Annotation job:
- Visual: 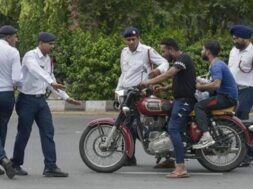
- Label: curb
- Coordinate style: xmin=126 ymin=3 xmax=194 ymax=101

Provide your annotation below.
xmin=47 ymin=99 xmax=253 ymax=114
xmin=47 ymin=99 xmax=116 ymax=112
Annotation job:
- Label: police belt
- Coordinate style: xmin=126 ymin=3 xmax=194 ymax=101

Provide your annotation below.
xmin=20 ymin=93 xmax=45 ymax=98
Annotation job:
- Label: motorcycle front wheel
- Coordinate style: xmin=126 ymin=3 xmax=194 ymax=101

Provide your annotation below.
xmin=196 ymin=120 xmax=247 ymax=172
xmin=79 ymin=124 xmax=127 ymax=173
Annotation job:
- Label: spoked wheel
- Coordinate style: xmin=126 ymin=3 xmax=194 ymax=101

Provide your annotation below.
xmin=79 ymin=124 xmax=127 ymax=173
xmin=196 ymin=120 xmax=247 ymax=172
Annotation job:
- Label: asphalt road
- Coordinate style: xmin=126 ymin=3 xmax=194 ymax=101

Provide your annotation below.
xmin=1 ymin=112 xmax=253 ymax=189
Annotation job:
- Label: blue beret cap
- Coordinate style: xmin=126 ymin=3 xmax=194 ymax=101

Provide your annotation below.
xmin=122 ymin=26 xmax=140 ymax=38
xmin=0 ymin=25 xmax=17 ymax=35
xmin=38 ymin=32 xmax=56 ymax=42
xmin=230 ymin=25 xmax=253 ymax=39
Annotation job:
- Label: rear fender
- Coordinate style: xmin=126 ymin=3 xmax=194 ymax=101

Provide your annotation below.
xmin=215 ymin=116 xmax=253 ymax=145
xmin=87 ymin=118 xmax=134 ymax=157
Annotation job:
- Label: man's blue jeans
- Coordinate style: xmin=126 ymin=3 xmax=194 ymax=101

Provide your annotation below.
xmin=166 ymin=99 xmax=194 ymax=164
xmin=0 ymin=91 xmax=15 ymax=160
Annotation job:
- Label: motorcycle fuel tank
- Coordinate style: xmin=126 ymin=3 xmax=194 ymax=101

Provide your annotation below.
xmin=137 ymin=96 xmax=172 ymax=116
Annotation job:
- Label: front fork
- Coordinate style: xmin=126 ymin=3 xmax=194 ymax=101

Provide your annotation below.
xmin=100 ymin=124 xmax=134 ymax=158
xmin=100 ymin=125 xmax=118 ymax=149
xmin=100 ymin=112 xmax=125 ymax=149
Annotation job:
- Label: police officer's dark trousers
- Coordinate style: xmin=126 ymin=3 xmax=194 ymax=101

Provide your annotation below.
xmin=0 ymin=91 xmax=15 ymax=160
xmin=12 ymin=93 xmax=57 ymax=169
xmin=236 ymin=87 xmax=253 ymax=120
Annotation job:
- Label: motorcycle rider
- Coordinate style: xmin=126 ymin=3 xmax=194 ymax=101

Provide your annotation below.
xmin=115 ymin=26 xmax=169 ymax=165
xmin=192 ymin=40 xmax=238 ymax=149
xmin=140 ymin=38 xmax=196 ymax=178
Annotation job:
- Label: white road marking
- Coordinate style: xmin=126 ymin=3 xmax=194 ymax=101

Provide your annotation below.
xmin=118 ymin=171 xmax=223 ymax=176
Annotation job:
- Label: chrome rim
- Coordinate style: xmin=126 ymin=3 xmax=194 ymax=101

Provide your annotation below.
xmin=83 ymin=125 xmax=126 ymax=168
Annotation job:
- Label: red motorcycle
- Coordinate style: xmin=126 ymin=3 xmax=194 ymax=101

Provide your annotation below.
xmin=79 ymin=87 xmax=253 ymax=173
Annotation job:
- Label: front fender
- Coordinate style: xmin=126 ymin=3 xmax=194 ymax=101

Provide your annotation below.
xmin=87 ymin=118 xmax=134 ymax=157
xmin=215 ymin=116 xmax=252 ymax=145
xmin=87 ymin=117 xmax=115 ymax=127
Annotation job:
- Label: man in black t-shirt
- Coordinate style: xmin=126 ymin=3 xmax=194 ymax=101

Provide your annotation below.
xmin=140 ymin=38 xmax=196 ymax=178
xmin=171 ymin=53 xmax=196 ymax=100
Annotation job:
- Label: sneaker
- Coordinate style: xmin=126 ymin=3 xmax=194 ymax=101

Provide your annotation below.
xmin=123 ymin=156 xmax=137 ymax=166
xmin=1 ymin=158 xmax=15 ymax=179
xmin=13 ymin=165 xmax=28 ymax=176
xmin=43 ymin=167 xmax=69 ymax=177
xmin=192 ymin=135 xmax=215 ymax=149
xmin=0 ymin=167 xmax=4 ymax=175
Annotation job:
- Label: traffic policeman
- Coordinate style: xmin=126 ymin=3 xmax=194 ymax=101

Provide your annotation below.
xmin=116 ymin=26 xmax=169 ymax=166
xmin=228 ymin=24 xmax=253 ymax=166
xmin=11 ymin=32 xmax=80 ymax=177
xmin=0 ymin=25 xmax=21 ymax=179
xmin=228 ymin=24 xmax=253 ymax=120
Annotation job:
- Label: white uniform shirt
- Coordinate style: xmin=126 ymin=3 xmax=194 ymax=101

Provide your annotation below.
xmin=228 ymin=43 xmax=253 ymax=87
xmin=0 ymin=39 xmax=21 ymax=91
xmin=19 ymin=47 xmax=69 ymax=100
xmin=116 ymin=42 xmax=169 ymax=90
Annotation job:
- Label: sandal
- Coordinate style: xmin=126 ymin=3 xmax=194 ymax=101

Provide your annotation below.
xmin=166 ymin=171 xmax=189 ymax=178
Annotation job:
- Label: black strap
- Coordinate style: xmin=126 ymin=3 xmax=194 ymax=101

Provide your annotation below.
xmin=148 ymin=48 xmax=153 ymax=70
xmin=238 ymin=59 xmax=253 ymax=73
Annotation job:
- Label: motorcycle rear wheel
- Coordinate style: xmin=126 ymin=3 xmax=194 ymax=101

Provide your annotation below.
xmin=79 ymin=124 xmax=127 ymax=173
xmin=196 ymin=120 xmax=247 ymax=172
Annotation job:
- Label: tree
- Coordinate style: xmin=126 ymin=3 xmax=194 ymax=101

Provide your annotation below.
xmin=1 ymin=0 xmax=253 ymax=99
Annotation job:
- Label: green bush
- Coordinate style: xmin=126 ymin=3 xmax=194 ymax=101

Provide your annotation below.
xmin=53 ymin=30 xmax=123 ymax=100
xmin=1 ymin=0 xmax=243 ymax=100
xmin=51 ymin=29 xmax=235 ymax=100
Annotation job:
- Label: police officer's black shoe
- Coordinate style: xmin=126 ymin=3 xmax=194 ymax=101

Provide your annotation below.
xmin=239 ymin=161 xmax=250 ymax=167
xmin=43 ymin=167 xmax=69 ymax=177
xmin=124 ymin=156 xmax=137 ymax=166
xmin=13 ymin=165 xmax=28 ymax=176
xmin=1 ymin=158 xmax=15 ymax=179
xmin=239 ymin=155 xmax=252 ymax=167
xmin=0 ymin=167 xmax=4 ymax=175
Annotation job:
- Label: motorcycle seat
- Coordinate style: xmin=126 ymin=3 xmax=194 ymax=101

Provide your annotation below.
xmin=189 ymin=106 xmax=235 ymax=117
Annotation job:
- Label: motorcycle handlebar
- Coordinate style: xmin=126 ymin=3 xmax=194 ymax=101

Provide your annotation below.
xmin=128 ymin=85 xmax=154 ymax=96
